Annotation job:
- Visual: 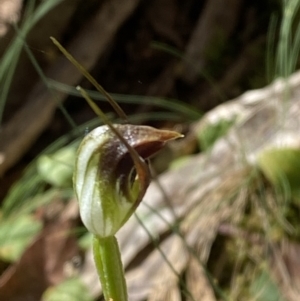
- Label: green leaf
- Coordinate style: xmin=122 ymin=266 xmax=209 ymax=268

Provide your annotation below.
xmin=257 ymin=148 xmax=300 ymax=198
xmin=42 ymin=277 xmax=93 ymax=301
xmin=0 ymin=215 xmax=42 ymax=262
xmin=16 ymin=189 xmax=70 ymax=216
xmin=37 ymin=146 xmax=76 ymax=187
xmin=250 ymin=271 xmax=285 ymax=301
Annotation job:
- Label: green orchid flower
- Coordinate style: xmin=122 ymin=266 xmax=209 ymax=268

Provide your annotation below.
xmin=74 ymin=124 xmax=182 ymax=238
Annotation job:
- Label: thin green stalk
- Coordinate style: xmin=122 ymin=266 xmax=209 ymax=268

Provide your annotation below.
xmin=93 ymin=235 xmax=128 ymax=301
xmin=48 ymin=79 xmax=202 ymax=120
xmin=50 ymin=37 xmax=128 ymax=122
xmin=266 ymin=14 xmax=278 ymax=82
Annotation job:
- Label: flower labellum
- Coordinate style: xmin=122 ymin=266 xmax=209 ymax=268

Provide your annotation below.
xmin=74 ymin=124 xmax=182 ymax=237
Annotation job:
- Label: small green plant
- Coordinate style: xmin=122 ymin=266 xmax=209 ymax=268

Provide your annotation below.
xmin=74 ymin=124 xmax=180 ymax=301
xmin=51 ymin=38 xmax=182 ymax=301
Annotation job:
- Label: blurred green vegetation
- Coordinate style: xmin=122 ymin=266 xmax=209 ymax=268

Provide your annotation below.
xmin=0 ymin=0 xmax=300 ymax=300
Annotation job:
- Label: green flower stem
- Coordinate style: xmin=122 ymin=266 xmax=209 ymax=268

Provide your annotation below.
xmin=93 ymin=235 xmax=128 ymax=301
